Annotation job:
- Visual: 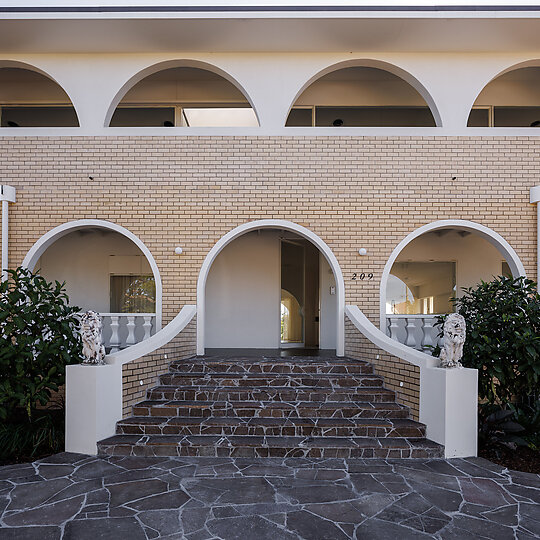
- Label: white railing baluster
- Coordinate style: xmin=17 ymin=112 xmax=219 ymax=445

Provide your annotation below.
xmin=142 ymin=315 xmax=153 ymax=340
xmin=97 ymin=312 xmax=156 ymax=350
xmin=126 ymin=316 xmax=136 ymax=346
xmin=386 ymin=314 xmax=445 ymax=352
xmin=109 ymin=315 xmax=121 ymax=353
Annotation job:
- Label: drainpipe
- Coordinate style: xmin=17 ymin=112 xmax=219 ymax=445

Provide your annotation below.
xmin=531 ymin=186 xmax=540 ymax=287
xmin=0 ymin=185 xmax=16 ymax=282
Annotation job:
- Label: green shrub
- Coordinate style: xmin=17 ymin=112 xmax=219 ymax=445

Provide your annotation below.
xmin=0 ymin=267 xmax=82 ymax=421
xmin=455 ymin=275 xmax=540 ymax=407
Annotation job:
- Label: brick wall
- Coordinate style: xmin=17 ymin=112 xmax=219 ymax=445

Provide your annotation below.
xmin=345 ymin=317 xmax=421 ymax=420
xmin=1 ymin=135 xmax=537 ymax=405
xmin=121 ymin=318 xmax=196 ymax=417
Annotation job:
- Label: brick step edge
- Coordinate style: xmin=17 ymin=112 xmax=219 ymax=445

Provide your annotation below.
xmin=116 ymin=419 xmax=426 ymax=438
xmin=97 ymin=434 xmax=443 ymax=459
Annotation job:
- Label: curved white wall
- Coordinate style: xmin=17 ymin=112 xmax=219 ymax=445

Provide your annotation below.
xmin=1 ymin=52 xmax=539 ymax=135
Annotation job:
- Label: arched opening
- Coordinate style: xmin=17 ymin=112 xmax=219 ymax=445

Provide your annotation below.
xmin=109 ymin=63 xmax=258 ymax=127
xmin=197 ymin=220 xmax=345 ymax=356
xmin=22 ymin=220 xmax=162 ymax=352
xmin=286 ymin=63 xmax=438 ymax=127
xmin=0 ymin=64 xmax=79 ymax=127
xmin=380 ymin=220 xmax=526 ymax=351
xmin=468 ymin=65 xmax=540 ymax=127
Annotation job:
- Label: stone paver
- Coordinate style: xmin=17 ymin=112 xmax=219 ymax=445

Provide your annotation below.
xmin=0 ymin=453 xmax=538 ymax=539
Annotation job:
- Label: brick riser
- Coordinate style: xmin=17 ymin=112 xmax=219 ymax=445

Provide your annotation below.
xmin=98 ymin=355 xmax=443 ymax=459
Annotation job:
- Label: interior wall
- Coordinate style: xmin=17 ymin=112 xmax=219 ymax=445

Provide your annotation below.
xmin=36 ymin=230 xmax=151 ymax=312
xmin=394 ymin=230 xmax=509 ymax=299
xmin=120 ymin=68 xmax=248 ymax=104
xmin=295 ymin=68 xmax=428 ymax=107
xmin=319 ymin=253 xmax=337 ymax=349
xmin=205 ymin=230 xmax=281 ymax=348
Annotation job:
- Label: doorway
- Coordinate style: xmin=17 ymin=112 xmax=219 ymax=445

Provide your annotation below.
xmin=200 ymin=221 xmax=343 ymax=354
xmin=280 ymin=238 xmax=320 ymax=348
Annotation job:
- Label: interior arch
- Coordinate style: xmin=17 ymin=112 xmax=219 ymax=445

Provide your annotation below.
xmin=22 ymin=219 xmax=163 ymax=332
xmin=286 ymin=60 xmax=441 ymax=127
xmin=467 ymin=61 xmax=540 ymax=127
xmin=106 ymin=59 xmax=259 ymax=128
xmin=379 ymin=219 xmax=526 ymax=331
xmin=0 ymin=61 xmax=79 ymax=127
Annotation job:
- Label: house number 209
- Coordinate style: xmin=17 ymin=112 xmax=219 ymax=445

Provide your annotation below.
xmin=352 ymin=273 xmax=374 ymax=281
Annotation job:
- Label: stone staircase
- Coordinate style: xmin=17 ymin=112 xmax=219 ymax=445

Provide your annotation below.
xmin=98 ymin=354 xmax=443 ymax=458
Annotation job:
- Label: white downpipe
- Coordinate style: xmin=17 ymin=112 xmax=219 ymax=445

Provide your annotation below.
xmin=531 ymin=186 xmax=540 ymax=286
xmin=0 ymin=186 xmax=16 ymax=282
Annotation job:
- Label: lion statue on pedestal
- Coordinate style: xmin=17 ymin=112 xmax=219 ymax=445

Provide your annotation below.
xmin=439 ymin=313 xmax=466 ymax=369
xmin=80 ymin=310 xmax=106 ymax=365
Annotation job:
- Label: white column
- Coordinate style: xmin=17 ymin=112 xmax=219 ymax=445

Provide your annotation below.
xmin=531 ymin=186 xmax=540 ymax=287
xmin=0 ymin=185 xmax=16 ymax=282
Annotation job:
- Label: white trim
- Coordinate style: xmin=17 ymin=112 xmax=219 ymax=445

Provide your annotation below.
xmin=106 ymin=304 xmax=196 ymax=365
xmin=379 ymin=219 xmax=527 ymax=330
xmin=196 ymin=219 xmax=345 ymax=356
xmin=21 ymin=219 xmax=163 ymax=331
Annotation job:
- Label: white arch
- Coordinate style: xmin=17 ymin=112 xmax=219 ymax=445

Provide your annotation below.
xmin=466 ymin=59 xmax=540 ymax=120
xmin=196 ymin=219 xmax=345 ymax=356
xmin=285 ymin=58 xmax=442 ymax=127
xmin=0 ymin=60 xmax=81 ymax=127
xmin=379 ymin=219 xmax=527 ymax=329
xmin=22 ymin=219 xmax=162 ymax=330
xmin=104 ymin=59 xmax=260 ymax=127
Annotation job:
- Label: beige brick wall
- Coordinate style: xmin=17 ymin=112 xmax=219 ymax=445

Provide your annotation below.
xmin=121 ymin=318 xmax=196 ymax=417
xmin=345 ymin=317 xmax=420 ymax=420
xmin=1 ymin=136 xmax=537 ymax=408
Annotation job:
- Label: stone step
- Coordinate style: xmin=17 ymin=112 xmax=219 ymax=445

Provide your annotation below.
xmin=146 ymin=385 xmax=396 ymax=403
xmin=116 ymin=416 xmax=426 ymax=438
xmin=98 ymin=434 xmax=444 ymax=459
xmin=132 ymin=399 xmax=410 ymax=419
xmin=158 ymin=372 xmax=384 ymax=388
xmin=169 ymin=357 xmax=373 ymax=375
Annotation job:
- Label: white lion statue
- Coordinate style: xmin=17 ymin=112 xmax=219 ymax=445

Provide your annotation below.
xmin=80 ymin=310 xmax=106 ymax=365
xmin=439 ymin=313 xmax=466 ymax=369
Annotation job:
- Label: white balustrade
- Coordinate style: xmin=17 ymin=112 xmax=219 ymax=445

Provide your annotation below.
xmin=385 ymin=314 xmax=445 ymax=352
xmin=100 ymin=313 xmax=156 ymax=352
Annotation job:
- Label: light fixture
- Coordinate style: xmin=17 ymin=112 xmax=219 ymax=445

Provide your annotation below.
xmin=174 ymin=247 xmax=183 ymax=255
xmin=358 ymin=248 xmax=367 ymax=256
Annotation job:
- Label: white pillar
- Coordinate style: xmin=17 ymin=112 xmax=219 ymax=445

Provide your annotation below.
xmin=531 ymin=186 xmax=540 ymax=287
xmin=0 ymin=185 xmax=16 ymax=282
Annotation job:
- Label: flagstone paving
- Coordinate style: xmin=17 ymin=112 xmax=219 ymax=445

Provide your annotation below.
xmin=0 ymin=453 xmax=538 ymax=539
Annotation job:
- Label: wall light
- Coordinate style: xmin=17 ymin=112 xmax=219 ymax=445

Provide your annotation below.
xmin=174 ymin=247 xmax=183 ymax=255
xmin=358 ymin=248 xmax=367 ymax=256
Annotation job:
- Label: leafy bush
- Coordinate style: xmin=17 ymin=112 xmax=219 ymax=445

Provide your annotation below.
xmin=455 ymin=276 xmax=540 ymax=408
xmin=0 ymin=408 xmax=64 ymax=463
xmin=0 ymin=267 xmax=82 ymax=421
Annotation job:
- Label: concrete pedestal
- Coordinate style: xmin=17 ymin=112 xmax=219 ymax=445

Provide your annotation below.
xmin=66 ymin=363 xmax=123 ymax=455
xmin=420 ymin=366 xmax=478 ymax=458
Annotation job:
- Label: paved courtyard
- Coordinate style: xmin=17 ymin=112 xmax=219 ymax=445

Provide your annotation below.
xmin=0 ymin=453 xmax=538 ymax=539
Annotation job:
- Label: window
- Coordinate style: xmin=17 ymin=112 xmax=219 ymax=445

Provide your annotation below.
xmin=387 ymin=262 xmax=456 ymax=315
xmin=110 ymin=275 xmax=156 ymax=313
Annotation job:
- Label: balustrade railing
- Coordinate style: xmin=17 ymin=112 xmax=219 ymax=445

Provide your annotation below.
xmin=385 ymin=314 xmax=444 ymax=352
xmin=100 ymin=313 xmax=156 ymax=352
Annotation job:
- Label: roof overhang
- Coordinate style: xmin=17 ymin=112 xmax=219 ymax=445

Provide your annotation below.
xmin=0 ymin=2 xmax=539 ymax=53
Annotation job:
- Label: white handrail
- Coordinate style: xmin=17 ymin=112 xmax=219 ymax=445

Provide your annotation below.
xmin=105 ymin=305 xmax=196 ymax=365
xmin=346 ymin=305 xmax=438 ymax=368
